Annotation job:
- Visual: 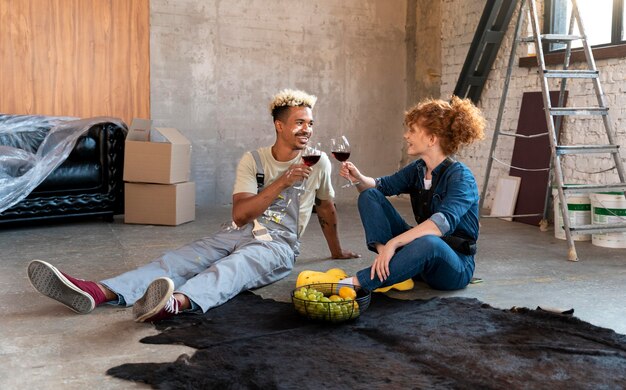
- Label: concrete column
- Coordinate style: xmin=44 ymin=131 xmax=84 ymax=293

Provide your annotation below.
xmin=402 ymin=0 xmax=442 ymax=167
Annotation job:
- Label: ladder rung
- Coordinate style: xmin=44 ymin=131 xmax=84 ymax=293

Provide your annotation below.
xmin=538 ymin=34 xmax=584 ymax=43
xmin=562 ymin=183 xmax=626 ymax=194
xmin=499 ymin=131 xmax=548 ymax=138
xmin=543 ymin=70 xmax=599 ymax=79
xmin=519 ymin=34 xmax=583 ymax=43
xmin=549 ymin=107 xmax=608 ymax=116
xmin=481 ymin=213 xmax=542 ymax=219
xmin=568 ymin=223 xmax=626 ymax=234
xmin=556 ymin=145 xmax=620 ymax=155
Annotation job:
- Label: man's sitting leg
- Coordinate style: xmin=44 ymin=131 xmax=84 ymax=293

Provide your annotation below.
xmin=132 ymin=277 xmax=192 ymax=322
xmin=27 ymin=259 xmax=116 ymax=314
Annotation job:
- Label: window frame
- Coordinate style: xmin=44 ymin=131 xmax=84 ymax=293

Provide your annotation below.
xmin=520 ymin=0 xmax=626 ymax=67
xmin=544 ymin=0 xmax=625 ymax=52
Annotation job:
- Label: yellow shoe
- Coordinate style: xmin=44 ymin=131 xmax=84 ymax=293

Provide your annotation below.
xmin=374 ymin=278 xmax=415 ymax=293
xmin=295 ymin=268 xmax=348 ymax=288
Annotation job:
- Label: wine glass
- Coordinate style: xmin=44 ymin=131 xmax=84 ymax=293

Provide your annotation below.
xmin=331 ymin=136 xmax=360 ymax=188
xmin=294 ymin=143 xmax=321 ymax=192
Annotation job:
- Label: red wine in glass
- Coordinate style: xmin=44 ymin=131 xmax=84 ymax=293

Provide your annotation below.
xmin=294 ymin=143 xmax=321 ymax=191
xmin=331 ymin=136 xmax=359 ymax=187
xmin=332 ymin=151 xmax=350 ymax=162
xmin=302 ymin=154 xmax=321 ymax=166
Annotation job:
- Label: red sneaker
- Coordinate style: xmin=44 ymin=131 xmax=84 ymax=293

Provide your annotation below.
xmin=27 ymin=259 xmax=106 ymax=314
xmin=133 ymin=277 xmax=181 ymax=322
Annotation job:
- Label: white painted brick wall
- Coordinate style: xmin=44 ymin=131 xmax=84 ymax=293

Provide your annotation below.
xmin=442 ymin=0 xmax=626 ymax=212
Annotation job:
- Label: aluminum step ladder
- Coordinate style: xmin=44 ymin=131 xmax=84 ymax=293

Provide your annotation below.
xmin=479 ymin=0 xmax=626 ymax=261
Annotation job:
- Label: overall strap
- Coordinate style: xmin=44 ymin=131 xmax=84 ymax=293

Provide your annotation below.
xmin=251 ymin=149 xmax=301 ymax=252
xmin=250 ymin=150 xmax=265 ymax=191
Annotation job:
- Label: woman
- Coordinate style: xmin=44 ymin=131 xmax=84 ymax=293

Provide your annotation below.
xmin=339 ymin=96 xmax=485 ymax=292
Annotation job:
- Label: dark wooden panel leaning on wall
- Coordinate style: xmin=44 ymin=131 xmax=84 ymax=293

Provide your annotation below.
xmin=0 ymin=0 xmax=150 ymax=125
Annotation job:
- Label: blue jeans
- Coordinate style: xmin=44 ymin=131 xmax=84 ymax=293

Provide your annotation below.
xmin=355 ymin=188 xmax=475 ymax=292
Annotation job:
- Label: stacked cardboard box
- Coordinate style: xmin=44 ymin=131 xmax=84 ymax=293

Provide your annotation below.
xmin=123 ymin=118 xmax=195 ymax=226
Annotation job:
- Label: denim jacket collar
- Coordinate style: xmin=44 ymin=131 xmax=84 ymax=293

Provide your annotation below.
xmin=416 ymin=157 xmax=455 ymax=185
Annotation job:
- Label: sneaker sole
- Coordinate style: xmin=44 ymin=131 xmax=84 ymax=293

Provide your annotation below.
xmin=133 ymin=277 xmax=174 ymax=323
xmin=27 ymin=260 xmax=95 ymax=314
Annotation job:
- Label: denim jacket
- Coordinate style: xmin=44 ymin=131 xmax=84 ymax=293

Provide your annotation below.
xmin=375 ymin=159 xmax=480 ymax=241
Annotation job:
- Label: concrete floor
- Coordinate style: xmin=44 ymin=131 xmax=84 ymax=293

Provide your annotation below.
xmin=1 ymin=197 xmax=625 ymax=389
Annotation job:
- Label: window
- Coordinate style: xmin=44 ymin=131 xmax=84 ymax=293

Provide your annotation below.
xmin=545 ymin=0 xmax=624 ymax=52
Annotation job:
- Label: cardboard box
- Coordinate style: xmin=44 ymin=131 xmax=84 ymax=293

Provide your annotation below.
xmin=124 ymin=118 xmax=192 ymax=184
xmin=124 ymin=181 xmax=195 ymax=226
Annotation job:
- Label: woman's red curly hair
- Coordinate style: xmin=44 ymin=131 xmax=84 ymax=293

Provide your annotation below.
xmin=404 ymin=96 xmax=485 ymax=155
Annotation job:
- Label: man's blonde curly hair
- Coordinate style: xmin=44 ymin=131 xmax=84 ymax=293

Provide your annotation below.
xmin=269 ymin=89 xmax=317 ymax=122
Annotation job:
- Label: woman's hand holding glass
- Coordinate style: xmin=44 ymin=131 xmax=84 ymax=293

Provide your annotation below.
xmin=338 ymin=161 xmax=363 ymax=187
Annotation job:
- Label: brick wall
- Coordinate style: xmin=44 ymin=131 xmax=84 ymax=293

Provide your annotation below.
xmin=442 ymin=0 xmax=626 ymax=212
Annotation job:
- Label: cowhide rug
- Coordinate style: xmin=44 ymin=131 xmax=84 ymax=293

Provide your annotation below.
xmin=107 ymin=292 xmax=626 ymax=389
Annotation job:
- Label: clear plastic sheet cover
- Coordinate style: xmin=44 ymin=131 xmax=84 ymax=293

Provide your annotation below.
xmin=0 ymin=114 xmax=126 ymax=213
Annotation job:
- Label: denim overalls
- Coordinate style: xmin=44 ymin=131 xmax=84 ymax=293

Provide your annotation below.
xmin=101 ymin=150 xmax=301 ymax=313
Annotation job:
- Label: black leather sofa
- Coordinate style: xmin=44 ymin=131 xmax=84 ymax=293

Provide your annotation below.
xmin=0 ymin=114 xmax=127 ymax=225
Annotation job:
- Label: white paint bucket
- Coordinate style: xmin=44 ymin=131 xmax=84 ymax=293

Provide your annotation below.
xmin=552 ymin=189 xmax=591 ymax=241
xmin=590 ymin=192 xmax=626 ymax=248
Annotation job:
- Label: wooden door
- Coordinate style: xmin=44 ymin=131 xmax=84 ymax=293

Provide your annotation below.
xmin=0 ymin=0 xmax=150 ymax=125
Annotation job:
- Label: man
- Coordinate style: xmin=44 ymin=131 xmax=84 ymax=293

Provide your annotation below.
xmin=27 ymin=89 xmax=359 ymax=322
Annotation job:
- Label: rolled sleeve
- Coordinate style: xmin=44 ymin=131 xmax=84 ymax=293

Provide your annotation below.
xmin=433 ymin=164 xmax=480 ymax=238
xmin=429 ymin=212 xmax=450 ymax=236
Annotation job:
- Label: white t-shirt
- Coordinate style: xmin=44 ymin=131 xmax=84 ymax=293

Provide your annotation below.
xmin=233 ymin=146 xmax=335 ymax=236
